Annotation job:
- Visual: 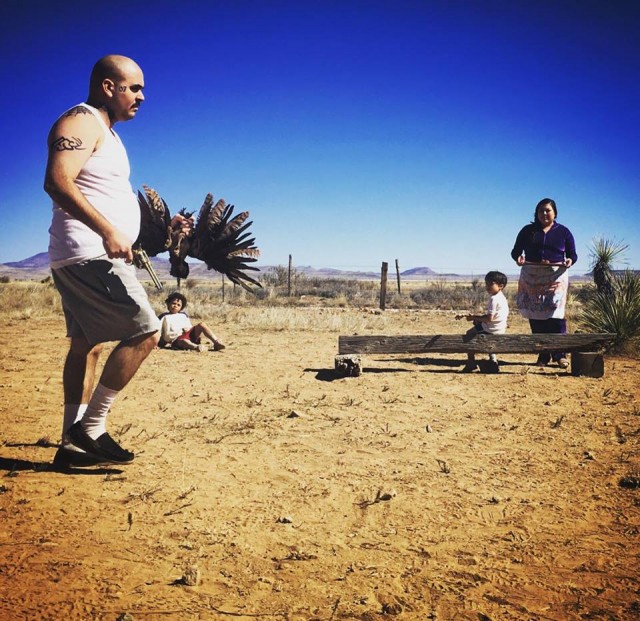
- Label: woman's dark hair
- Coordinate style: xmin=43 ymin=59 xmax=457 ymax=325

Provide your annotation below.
xmin=165 ymin=292 xmax=187 ymax=309
xmin=533 ymin=198 xmax=557 ymax=222
xmin=485 ymin=271 xmax=507 ymax=287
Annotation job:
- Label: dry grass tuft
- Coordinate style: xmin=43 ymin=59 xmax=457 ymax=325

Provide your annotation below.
xmin=2 ymin=281 xmax=62 ymax=320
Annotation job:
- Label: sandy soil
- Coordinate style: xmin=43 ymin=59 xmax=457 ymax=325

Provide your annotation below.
xmin=1 ymin=309 xmax=639 ymax=621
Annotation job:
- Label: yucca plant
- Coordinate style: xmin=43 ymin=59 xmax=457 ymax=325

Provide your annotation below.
xmin=578 ymin=269 xmax=640 ymax=352
xmin=589 ymin=237 xmax=628 ymax=294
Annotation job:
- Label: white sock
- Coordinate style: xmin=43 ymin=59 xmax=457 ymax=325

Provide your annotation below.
xmin=82 ymin=383 xmax=119 ymax=440
xmin=62 ymin=404 xmax=88 ymax=451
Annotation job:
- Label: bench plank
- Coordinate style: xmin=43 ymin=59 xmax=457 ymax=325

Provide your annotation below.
xmin=339 ymin=333 xmax=615 ymax=355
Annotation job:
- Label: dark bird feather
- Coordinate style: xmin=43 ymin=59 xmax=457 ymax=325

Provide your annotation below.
xmin=188 ymin=199 xmax=261 ymax=290
xmin=134 ymin=186 xmax=261 ymax=290
xmin=134 ymin=185 xmax=171 ymax=256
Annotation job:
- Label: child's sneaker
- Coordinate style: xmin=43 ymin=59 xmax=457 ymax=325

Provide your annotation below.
xmin=536 ymin=353 xmax=551 ymax=367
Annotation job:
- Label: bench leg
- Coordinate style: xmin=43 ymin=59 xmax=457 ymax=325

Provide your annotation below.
xmin=570 ymin=352 xmax=605 ymax=378
xmin=335 ymin=354 xmax=362 ymax=378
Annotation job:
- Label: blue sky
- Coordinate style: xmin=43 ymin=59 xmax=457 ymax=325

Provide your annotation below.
xmin=1 ymin=0 xmax=638 ymax=275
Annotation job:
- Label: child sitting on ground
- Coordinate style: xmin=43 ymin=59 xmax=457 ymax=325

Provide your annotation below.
xmin=456 ymin=271 xmax=509 ymax=373
xmin=158 ymin=292 xmax=226 ymax=352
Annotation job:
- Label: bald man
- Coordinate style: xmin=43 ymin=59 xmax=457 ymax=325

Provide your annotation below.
xmin=44 ymin=55 xmax=160 ymax=468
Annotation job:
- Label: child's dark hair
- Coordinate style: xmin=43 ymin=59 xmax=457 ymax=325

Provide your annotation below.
xmin=485 ymin=271 xmax=507 ymax=287
xmin=165 ymin=292 xmax=187 ymax=309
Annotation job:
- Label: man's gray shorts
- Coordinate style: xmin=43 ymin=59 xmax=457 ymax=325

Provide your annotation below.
xmin=52 ymin=256 xmax=160 ymax=345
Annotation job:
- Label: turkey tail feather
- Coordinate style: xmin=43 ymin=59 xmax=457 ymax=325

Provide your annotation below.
xmin=137 ymin=187 xmax=262 ymax=292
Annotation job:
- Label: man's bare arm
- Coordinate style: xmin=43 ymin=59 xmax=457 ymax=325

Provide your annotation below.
xmin=44 ymin=106 xmax=133 ymax=261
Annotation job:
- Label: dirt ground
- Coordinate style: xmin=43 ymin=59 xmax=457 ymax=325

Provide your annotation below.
xmin=1 ymin=308 xmax=639 ymax=621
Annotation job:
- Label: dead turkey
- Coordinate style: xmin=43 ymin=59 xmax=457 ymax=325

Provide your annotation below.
xmin=133 ymin=185 xmax=261 ymax=291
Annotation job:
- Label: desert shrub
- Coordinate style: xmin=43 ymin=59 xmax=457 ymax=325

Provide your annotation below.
xmin=1 ymin=281 xmax=63 ymax=319
xmin=571 ymin=282 xmax=594 ymax=305
xmin=0 ymin=275 xmax=10 ymax=284
xmin=589 ymin=236 xmax=628 ymax=295
xmin=222 ymin=305 xmax=388 ymax=333
xmin=409 ymin=282 xmax=486 ymax=310
xmin=577 ymin=270 xmax=640 ymax=353
xmin=216 ymin=267 xmax=511 ymax=310
xmin=296 ymin=277 xmax=376 ymax=300
xmin=257 ymin=267 xmax=383 ymax=306
xmin=0 ymin=273 xmax=531 ymax=318
xmin=253 ymin=285 xmax=276 ymax=301
xmin=385 ymin=292 xmax=418 ymax=309
xmin=260 ymin=265 xmax=297 ymax=288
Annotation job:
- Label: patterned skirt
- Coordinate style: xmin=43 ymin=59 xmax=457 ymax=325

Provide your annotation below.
xmin=516 ymin=263 xmax=569 ymax=320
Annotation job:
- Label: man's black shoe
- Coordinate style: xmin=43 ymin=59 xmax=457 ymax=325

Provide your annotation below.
xmin=52 ymin=446 xmax=111 ymax=468
xmin=67 ymin=422 xmax=135 ymax=464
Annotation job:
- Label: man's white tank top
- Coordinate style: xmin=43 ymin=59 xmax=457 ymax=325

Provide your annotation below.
xmin=48 ymin=103 xmax=140 ymax=268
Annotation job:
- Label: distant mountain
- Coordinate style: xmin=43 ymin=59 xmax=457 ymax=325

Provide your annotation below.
xmin=0 ymin=253 xmax=424 ymax=281
xmin=400 ymin=266 xmax=438 ymax=276
xmin=8 ymin=251 xmax=588 ymax=282
xmin=4 ymin=252 xmax=50 ymax=269
xmin=292 ymin=265 xmax=380 ymax=279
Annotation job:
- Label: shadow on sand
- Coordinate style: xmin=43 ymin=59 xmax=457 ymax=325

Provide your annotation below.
xmin=0 ymin=453 xmax=124 ymax=476
xmin=307 ymin=357 xmax=569 ymax=378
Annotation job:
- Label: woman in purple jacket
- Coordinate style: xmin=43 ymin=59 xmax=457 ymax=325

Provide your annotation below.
xmin=511 ymin=198 xmax=578 ymax=368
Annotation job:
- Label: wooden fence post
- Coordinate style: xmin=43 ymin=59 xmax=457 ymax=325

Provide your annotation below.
xmin=380 ymin=262 xmax=388 ymax=310
xmin=395 ymin=259 xmax=401 ymax=294
xmin=288 ymin=254 xmax=292 ymax=297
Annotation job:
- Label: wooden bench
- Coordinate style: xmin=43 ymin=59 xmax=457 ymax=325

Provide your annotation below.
xmin=335 ymin=333 xmax=616 ymax=377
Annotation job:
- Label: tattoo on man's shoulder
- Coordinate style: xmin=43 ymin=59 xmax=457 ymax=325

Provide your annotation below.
xmin=63 ymin=106 xmax=91 ymax=118
xmin=51 ymin=136 xmax=86 ymax=152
